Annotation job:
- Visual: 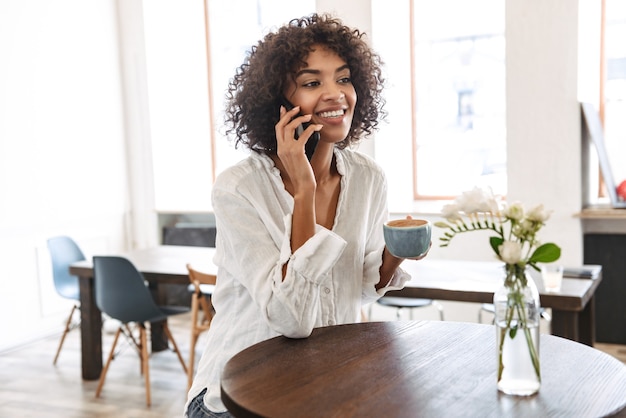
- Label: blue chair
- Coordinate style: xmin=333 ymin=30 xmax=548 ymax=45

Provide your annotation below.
xmin=47 ymin=236 xmax=85 ymax=365
xmin=93 ymin=256 xmax=189 ymax=406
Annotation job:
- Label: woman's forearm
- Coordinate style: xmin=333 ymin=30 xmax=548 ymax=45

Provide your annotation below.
xmin=288 ymin=192 xmax=316 ymax=271
xmin=376 ymin=247 xmax=404 ymax=290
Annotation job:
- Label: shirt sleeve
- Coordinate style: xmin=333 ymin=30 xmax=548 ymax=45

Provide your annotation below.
xmin=212 ymin=182 xmax=347 ymax=339
xmin=359 ymin=166 xmax=411 ymax=304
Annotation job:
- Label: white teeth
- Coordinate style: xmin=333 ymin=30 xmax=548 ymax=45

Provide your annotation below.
xmin=319 ymin=109 xmax=344 ymax=118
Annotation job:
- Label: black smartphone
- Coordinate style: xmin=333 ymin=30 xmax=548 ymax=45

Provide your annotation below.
xmin=280 ymin=97 xmax=320 ymax=161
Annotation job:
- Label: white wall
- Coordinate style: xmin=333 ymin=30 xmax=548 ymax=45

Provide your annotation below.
xmin=0 ymin=0 xmax=130 ymax=350
xmin=504 ymin=0 xmax=591 ymax=267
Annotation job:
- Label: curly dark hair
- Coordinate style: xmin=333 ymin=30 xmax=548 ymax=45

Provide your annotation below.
xmin=223 ymin=13 xmax=386 ymax=154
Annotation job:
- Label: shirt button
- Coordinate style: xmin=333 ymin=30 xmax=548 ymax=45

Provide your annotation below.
xmin=324 ymin=287 xmax=331 ymax=294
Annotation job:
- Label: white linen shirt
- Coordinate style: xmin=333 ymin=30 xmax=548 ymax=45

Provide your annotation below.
xmin=185 ymin=148 xmax=411 ymax=414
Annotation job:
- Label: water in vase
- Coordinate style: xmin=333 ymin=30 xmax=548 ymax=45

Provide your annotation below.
xmin=496 ymin=320 xmax=540 ymax=396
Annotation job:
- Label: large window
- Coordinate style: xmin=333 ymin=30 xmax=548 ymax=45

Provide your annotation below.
xmin=145 ymin=1 xmax=314 ymax=212
xmin=603 ymin=0 xmax=626 ymax=189
xmin=411 ymin=0 xmax=506 ymax=199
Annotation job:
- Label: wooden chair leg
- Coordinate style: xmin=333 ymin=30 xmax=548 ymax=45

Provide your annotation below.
xmin=96 ymin=327 xmax=122 ymax=399
xmin=53 ymin=304 xmax=77 ymax=365
xmin=124 ymin=323 xmax=141 ymax=350
xmin=198 ymin=296 xmax=213 ymax=323
xmin=140 ymin=325 xmax=151 ymax=407
xmin=188 ymin=294 xmax=200 ymax=390
xmin=163 ymin=323 xmax=188 ymax=375
xmin=120 ymin=323 xmax=144 ymax=376
xmin=188 ymin=331 xmax=199 ymax=390
xmin=137 ymin=325 xmax=147 ymax=377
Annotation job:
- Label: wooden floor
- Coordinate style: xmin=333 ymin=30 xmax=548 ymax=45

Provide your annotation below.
xmin=0 ymin=314 xmax=195 ymax=418
xmin=1 ymin=310 xmax=625 ymax=418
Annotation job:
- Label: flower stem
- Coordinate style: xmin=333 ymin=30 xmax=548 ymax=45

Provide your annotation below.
xmin=497 ymin=270 xmax=541 ymax=383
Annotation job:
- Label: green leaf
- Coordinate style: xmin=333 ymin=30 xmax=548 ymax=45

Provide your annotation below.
xmin=490 ymin=237 xmax=503 ymax=256
xmin=528 ymin=243 xmax=561 ymax=263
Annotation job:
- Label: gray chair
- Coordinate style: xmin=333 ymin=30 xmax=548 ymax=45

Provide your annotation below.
xmin=47 ymin=236 xmax=85 ymax=365
xmin=372 ymin=296 xmax=445 ymax=321
xmin=93 ymin=256 xmax=189 ymax=406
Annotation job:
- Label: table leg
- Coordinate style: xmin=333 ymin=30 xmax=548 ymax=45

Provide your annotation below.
xmin=148 ymin=281 xmax=169 ymax=352
xmin=551 ymin=311 xmax=578 ymax=343
xmin=551 ymin=305 xmax=595 ymax=347
xmin=578 ymin=296 xmax=595 ymax=346
xmin=78 ymin=275 xmax=103 ymax=380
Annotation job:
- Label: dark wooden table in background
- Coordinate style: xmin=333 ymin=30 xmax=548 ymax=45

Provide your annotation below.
xmin=69 ymin=245 xmax=215 ymax=380
xmin=221 ymin=321 xmax=626 ymax=418
xmin=391 ymin=259 xmax=602 ymax=345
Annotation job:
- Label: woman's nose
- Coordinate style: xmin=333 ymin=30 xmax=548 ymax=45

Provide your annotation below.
xmin=322 ymin=84 xmax=345 ymax=101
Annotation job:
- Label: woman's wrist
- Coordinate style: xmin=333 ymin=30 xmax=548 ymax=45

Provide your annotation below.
xmin=376 ymin=247 xmax=404 ymax=290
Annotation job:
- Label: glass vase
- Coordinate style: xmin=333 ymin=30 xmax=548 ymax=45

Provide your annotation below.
xmin=493 ymin=265 xmax=541 ymax=396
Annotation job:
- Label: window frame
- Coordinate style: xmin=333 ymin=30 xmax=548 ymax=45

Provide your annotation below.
xmin=408 ymin=0 xmax=507 ymax=202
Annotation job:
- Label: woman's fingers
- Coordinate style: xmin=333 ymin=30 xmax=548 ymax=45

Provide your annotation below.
xmin=276 ymin=107 xmax=314 ymax=155
xmin=276 ymin=105 xmax=304 ymax=138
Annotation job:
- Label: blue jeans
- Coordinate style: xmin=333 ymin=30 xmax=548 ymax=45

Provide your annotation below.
xmin=186 ymin=388 xmax=233 ymax=418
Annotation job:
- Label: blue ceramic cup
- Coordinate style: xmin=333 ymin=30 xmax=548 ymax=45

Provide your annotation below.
xmin=383 ymin=218 xmax=432 ymax=258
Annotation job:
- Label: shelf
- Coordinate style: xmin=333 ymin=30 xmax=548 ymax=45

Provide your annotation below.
xmin=576 ymin=206 xmax=626 ymax=219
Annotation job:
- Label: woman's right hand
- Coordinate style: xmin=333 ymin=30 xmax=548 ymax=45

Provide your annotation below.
xmin=275 ymin=105 xmax=320 ymax=193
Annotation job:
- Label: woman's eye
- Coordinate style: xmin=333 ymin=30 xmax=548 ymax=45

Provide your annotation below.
xmin=338 ymin=77 xmax=351 ymax=84
xmin=302 ymin=81 xmax=320 ymax=88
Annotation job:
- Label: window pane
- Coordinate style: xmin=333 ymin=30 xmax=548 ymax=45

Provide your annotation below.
xmin=412 ymin=0 xmax=506 ymax=198
xmin=604 ymin=0 xmax=626 ymax=187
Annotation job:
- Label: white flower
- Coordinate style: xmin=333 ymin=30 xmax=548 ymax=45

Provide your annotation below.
xmin=503 ymin=202 xmax=524 ymax=221
xmin=499 ymin=241 xmax=522 ymax=264
xmin=513 ymin=219 xmax=534 ymax=239
xmin=526 ymin=204 xmax=551 ymax=223
xmin=436 ymin=188 xmax=560 ymax=268
xmin=441 ymin=203 xmax=462 ymax=222
xmin=456 ymin=187 xmax=499 ymax=214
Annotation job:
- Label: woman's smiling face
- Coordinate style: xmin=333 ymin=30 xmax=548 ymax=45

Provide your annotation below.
xmin=284 ymin=45 xmax=357 ymax=144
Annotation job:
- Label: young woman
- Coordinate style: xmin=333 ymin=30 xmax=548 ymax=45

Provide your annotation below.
xmin=185 ymin=13 xmax=428 ymax=417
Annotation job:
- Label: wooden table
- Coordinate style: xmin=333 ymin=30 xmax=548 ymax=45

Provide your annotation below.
xmin=70 ymin=249 xmax=599 ymax=380
xmin=389 ymin=260 xmax=602 ymax=346
xmin=69 ymin=245 xmax=216 ymax=380
xmin=221 ymin=321 xmax=626 ymax=418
